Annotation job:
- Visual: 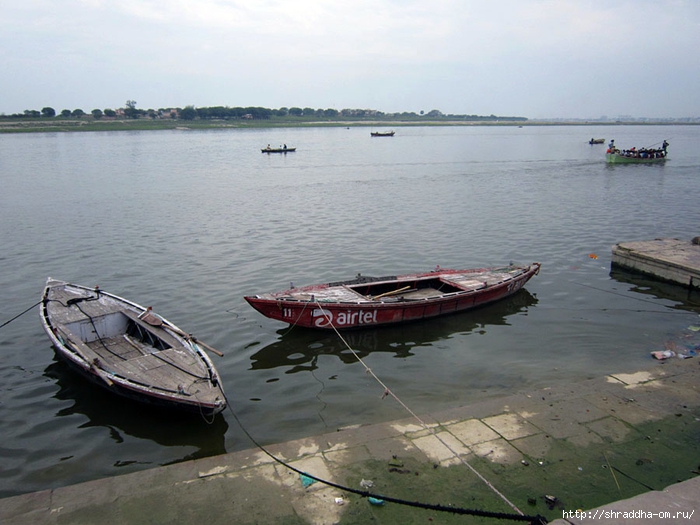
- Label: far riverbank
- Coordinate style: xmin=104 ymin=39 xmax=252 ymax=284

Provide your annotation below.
xmin=1 ymin=117 xmax=696 ymax=134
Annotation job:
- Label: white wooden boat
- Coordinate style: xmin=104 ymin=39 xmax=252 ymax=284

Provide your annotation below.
xmin=40 ymin=278 xmax=226 ymax=415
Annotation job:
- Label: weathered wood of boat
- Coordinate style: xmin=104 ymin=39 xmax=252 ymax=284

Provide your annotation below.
xmin=244 ymin=263 xmax=541 ymax=330
xmin=589 ymin=138 xmax=605 ymax=144
xmin=40 ymin=278 xmax=226 ymax=415
xmin=370 ymin=131 xmax=395 ymax=137
xmin=606 ymin=140 xmax=668 ymax=164
xmin=262 ymin=146 xmax=296 ymax=153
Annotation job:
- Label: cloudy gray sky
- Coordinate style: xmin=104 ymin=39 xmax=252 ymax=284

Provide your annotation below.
xmin=2 ymin=0 xmax=698 ymax=119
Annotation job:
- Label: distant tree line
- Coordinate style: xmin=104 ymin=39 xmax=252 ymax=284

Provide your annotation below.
xmin=1 ymin=101 xmax=527 ymax=122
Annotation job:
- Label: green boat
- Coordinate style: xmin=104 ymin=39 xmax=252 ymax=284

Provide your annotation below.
xmin=605 ymin=152 xmax=668 ymax=164
xmin=605 ymin=140 xmax=668 ymax=164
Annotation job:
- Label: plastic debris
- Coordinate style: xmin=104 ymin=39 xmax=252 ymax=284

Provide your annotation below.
xmin=368 ymin=497 xmax=385 ymax=506
xmin=545 ymin=494 xmax=558 ymax=510
xmin=300 ymin=474 xmax=317 ymax=487
xmin=651 ymin=350 xmax=676 ymax=360
xmin=198 ymin=465 xmax=228 ymax=478
xmin=588 ymin=253 xmax=598 ymax=259
xmin=688 ymin=326 xmax=700 ymax=332
xmin=388 ymin=457 xmax=404 ymax=468
xmin=360 ymin=479 xmax=374 ymax=489
xmin=652 ymin=348 xmax=697 ymax=359
xmin=334 ymin=497 xmax=345 ymax=506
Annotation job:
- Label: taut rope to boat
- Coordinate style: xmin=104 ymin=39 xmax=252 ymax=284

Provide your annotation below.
xmin=0 ymin=300 xmax=42 ymax=329
xmin=223 ymin=298 xmax=545 ymax=521
xmin=311 ymin=297 xmax=527 ymax=516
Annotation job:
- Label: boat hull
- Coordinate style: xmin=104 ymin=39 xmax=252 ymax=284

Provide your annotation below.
xmin=245 ymin=263 xmax=540 ymax=330
xmin=40 ymin=279 xmax=226 ymax=416
xmin=262 ymin=148 xmax=296 ymax=153
xmin=53 ymin=349 xmax=224 ymax=415
xmin=606 ymin=153 xmax=667 ymax=164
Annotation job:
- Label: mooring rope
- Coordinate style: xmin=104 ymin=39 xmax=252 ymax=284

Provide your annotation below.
xmin=278 ymin=298 xmax=311 ymax=336
xmin=311 ymin=298 xmax=526 ymax=516
xmin=0 ymin=300 xmax=42 ymax=329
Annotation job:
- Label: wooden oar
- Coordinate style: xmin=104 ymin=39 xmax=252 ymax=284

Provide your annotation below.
xmin=372 ymin=285 xmax=412 ymax=300
xmin=138 ymin=308 xmax=163 ymax=326
xmin=140 ymin=307 xmax=224 ymax=357
xmin=189 ymin=336 xmax=224 ymax=358
xmin=162 ymin=322 xmax=224 ymax=357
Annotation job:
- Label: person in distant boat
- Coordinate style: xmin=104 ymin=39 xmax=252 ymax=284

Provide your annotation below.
xmin=607 ymin=139 xmax=615 ymax=152
xmin=662 ymin=140 xmax=669 ymax=152
xmin=267 ymin=144 xmax=271 ymax=150
xmin=283 ymin=144 xmax=287 ymax=150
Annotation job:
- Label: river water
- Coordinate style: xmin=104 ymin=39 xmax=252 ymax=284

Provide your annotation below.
xmin=1 ymin=124 xmax=699 ymax=497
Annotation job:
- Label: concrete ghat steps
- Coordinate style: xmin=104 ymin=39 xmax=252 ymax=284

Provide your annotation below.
xmin=1 ymin=357 xmax=699 ymax=525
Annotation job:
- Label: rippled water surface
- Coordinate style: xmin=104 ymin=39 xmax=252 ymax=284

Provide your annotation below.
xmin=1 ymin=125 xmax=700 ymax=497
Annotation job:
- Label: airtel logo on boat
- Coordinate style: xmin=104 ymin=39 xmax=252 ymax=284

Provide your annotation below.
xmin=312 ymin=308 xmax=378 ymax=327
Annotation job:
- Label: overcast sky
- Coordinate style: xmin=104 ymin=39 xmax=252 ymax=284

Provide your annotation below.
xmin=2 ymin=0 xmax=699 ymax=119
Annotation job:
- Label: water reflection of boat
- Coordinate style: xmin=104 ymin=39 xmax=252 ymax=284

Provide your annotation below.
xmin=44 ymin=359 xmax=229 ymax=458
xmin=249 ymin=289 xmax=538 ymax=373
xmin=609 ymin=268 xmax=700 ymax=312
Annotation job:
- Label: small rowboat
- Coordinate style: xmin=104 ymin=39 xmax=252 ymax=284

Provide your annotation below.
xmin=589 ymin=138 xmax=605 ymax=144
xmin=245 ymin=263 xmax=540 ymax=330
xmin=262 ymin=147 xmax=296 ymax=153
xmin=370 ymin=131 xmax=395 ymax=137
xmin=40 ymin=278 xmax=226 ymax=415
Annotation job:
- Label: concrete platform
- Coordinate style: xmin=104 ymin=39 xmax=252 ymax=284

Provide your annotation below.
xmin=1 ymin=356 xmax=699 ymax=524
xmin=612 ymin=238 xmax=700 ymax=289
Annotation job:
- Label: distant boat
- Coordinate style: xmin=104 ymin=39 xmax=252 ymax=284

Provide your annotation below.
xmin=606 ymin=140 xmax=669 ymax=164
xmin=245 ymin=263 xmax=540 ymax=330
xmin=262 ymin=146 xmax=296 ymax=153
xmin=370 ymin=131 xmax=395 ymax=137
xmin=589 ymin=138 xmax=605 ymax=144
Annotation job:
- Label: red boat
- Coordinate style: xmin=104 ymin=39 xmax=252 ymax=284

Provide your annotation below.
xmin=244 ymin=263 xmax=541 ymax=330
